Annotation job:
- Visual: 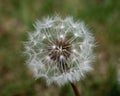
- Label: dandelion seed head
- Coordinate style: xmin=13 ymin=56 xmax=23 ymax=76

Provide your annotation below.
xmin=24 ymin=15 xmax=95 ymax=86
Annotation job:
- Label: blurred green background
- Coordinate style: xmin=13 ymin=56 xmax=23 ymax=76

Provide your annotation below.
xmin=0 ymin=0 xmax=120 ymax=96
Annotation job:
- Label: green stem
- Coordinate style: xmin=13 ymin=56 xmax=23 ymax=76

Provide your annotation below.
xmin=70 ymin=82 xmax=80 ymax=96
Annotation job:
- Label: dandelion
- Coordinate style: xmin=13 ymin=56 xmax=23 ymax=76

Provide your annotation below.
xmin=24 ymin=16 xmax=95 ymax=96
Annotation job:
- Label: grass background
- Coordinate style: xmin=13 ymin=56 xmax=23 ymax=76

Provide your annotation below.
xmin=0 ymin=0 xmax=120 ymax=96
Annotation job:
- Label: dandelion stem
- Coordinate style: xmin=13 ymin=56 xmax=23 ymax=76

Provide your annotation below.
xmin=70 ymin=82 xmax=80 ymax=96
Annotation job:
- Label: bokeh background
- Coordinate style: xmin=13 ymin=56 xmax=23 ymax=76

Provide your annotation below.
xmin=0 ymin=0 xmax=120 ymax=96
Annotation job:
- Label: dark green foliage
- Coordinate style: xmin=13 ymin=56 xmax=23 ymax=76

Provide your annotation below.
xmin=60 ymin=84 xmax=74 ymax=96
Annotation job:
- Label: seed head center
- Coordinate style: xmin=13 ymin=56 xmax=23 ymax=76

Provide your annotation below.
xmin=48 ymin=39 xmax=72 ymax=61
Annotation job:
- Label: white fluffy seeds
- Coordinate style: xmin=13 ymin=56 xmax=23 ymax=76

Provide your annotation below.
xmin=24 ymin=16 xmax=95 ymax=86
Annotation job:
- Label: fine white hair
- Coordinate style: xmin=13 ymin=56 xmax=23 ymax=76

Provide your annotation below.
xmin=24 ymin=15 xmax=95 ymax=86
